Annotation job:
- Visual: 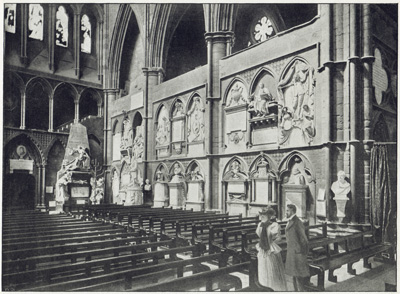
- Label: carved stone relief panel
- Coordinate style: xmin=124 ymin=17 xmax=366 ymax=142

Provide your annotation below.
xmin=187 ymin=96 xmax=205 ymax=143
xmin=277 ymin=60 xmax=316 ymax=146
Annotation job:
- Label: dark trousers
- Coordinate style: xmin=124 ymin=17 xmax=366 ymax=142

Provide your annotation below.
xmin=293 ymin=276 xmax=310 ymax=291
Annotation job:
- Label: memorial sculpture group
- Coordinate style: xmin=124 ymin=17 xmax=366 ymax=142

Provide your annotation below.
xmin=54 ymin=123 xmax=105 ymax=212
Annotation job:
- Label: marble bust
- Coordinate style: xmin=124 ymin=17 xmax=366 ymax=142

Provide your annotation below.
xmin=331 ymin=170 xmax=350 ymax=197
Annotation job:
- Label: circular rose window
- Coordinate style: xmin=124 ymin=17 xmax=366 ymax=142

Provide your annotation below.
xmin=250 ymin=15 xmax=275 ymax=45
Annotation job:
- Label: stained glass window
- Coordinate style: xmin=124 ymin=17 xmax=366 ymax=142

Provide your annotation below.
xmin=81 ymin=14 xmax=91 ymax=54
xmin=4 ymin=4 xmax=16 ymax=33
xmin=55 ymin=6 xmax=68 ymax=47
xmin=28 ymin=4 xmax=43 ymax=40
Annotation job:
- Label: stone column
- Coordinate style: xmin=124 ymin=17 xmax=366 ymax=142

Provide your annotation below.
xmin=103 ymin=89 xmax=118 ymax=203
xmin=20 ymin=92 xmax=26 ymax=129
xmin=36 ymin=165 xmax=46 ymax=211
xmin=74 ymin=12 xmax=82 ymax=78
xmin=48 ymin=96 xmax=54 ymax=132
xmin=48 ymin=4 xmax=56 ymax=72
xmin=204 ymin=31 xmax=234 ymax=211
xmin=20 ymin=4 xmax=28 ymax=66
xmin=349 ymin=4 xmax=358 ymax=223
xmin=361 ymin=4 xmax=374 ymax=223
xmin=74 ymin=101 xmax=79 ymax=123
xmin=142 ymin=67 xmax=162 ymax=182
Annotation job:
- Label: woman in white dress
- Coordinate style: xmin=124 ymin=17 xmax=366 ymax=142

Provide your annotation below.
xmin=256 ymin=207 xmax=287 ymax=291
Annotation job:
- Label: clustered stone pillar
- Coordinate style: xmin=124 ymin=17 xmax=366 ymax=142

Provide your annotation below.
xmin=361 ymin=4 xmax=374 ymax=224
xmin=103 ymin=89 xmax=118 ymax=203
xmin=204 ymin=31 xmax=234 ymax=211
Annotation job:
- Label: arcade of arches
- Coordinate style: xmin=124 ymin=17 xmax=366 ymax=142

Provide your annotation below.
xmin=3 ymin=4 xmax=397 ymax=231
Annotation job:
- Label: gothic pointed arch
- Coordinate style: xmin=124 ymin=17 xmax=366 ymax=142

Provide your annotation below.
xmin=371 ymin=111 xmax=390 ymax=142
xmin=25 ymin=77 xmax=53 ymax=130
xmin=44 ymin=137 xmax=67 ymax=162
xmin=185 ymin=160 xmax=205 ymax=181
xmin=154 ymin=162 xmax=170 ymax=182
xmin=53 ymin=82 xmax=78 ymax=129
xmin=222 ymin=156 xmax=249 ymax=181
xmin=223 ymin=77 xmax=249 ymax=107
xmin=4 ymin=133 xmax=44 ymax=171
xmin=107 ymin=4 xmax=133 ymax=89
xmin=249 ymin=152 xmax=278 ymax=177
xmin=169 ymin=161 xmax=185 ymax=179
xmin=163 ymin=4 xmax=207 ymax=80
xmin=186 ymin=92 xmax=205 ymax=143
xmin=4 ymin=71 xmax=25 ymax=128
xmin=278 ymin=151 xmax=315 ymax=183
xmin=249 ymin=66 xmax=277 ymax=95
xmin=79 ymin=88 xmax=102 ymax=118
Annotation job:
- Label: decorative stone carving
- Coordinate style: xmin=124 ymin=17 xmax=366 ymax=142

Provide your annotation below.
xmin=277 ymin=60 xmax=316 ymax=146
xmin=155 ymin=106 xmax=170 ymax=147
xmin=187 ymin=96 xmax=205 ymax=143
xmin=90 ymin=177 xmax=104 ymax=205
xmin=120 ymin=115 xmax=133 ymax=150
xmin=64 ymin=145 xmax=90 ymax=171
xmin=226 ymin=82 xmax=248 ymax=108
xmin=112 ymin=170 xmax=121 ymax=204
xmin=249 ymin=83 xmax=275 ymax=117
xmin=172 ymin=101 xmax=185 ymax=118
xmin=132 ymin=124 xmax=144 ymax=161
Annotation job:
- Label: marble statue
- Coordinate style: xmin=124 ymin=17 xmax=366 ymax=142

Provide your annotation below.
xmin=65 ymin=145 xmax=90 ymax=171
xmin=120 ymin=116 xmax=133 ymax=149
xmin=112 ymin=170 xmax=120 ymax=204
xmin=187 ymin=96 xmax=205 ymax=142
xmin=250 ymin=83 xmax=274 ymax=117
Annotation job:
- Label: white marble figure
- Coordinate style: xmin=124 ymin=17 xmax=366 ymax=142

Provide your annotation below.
xmin=187 ymin=96 xmax=205 ymax=143
xmin=112 ymin=170 xmax=120 ymax=204
xmin=120 ymin=116 xmax=133 ymax=149
xmin=331 ymin=171 xmax=350 ymax=197
xmin=173 ymin=101 xmax=184 ymax=117
xmin=155 ymin=107 xmax=170 ymax=146
xmin=55 ymin=168 xmax=72 ymax=203
xmin=287 ymin=157 xmax=308 ymax=185
xmin=132 ymin=125 xmax=144 ymax=160
xmin=171 ymin=163 xmax=183 ymax=183
xmin=28 ymin=4 xmax=43 ymax=40
xmin=65 ymin=145 xmax=90 ymax=171
xmin=250 ymin=83 xmax=274 ymax=117
xmin=226 ymin=83 xmax=247 ymax=107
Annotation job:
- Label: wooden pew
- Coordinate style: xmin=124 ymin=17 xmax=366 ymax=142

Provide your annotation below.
xmin=2 ymin=233 xmax=158 ymax=262
xmin=2 ymin=223 xmax=119 ymax=240
xmin=4 ymin=238 xmax=205 ymax=291
xmin=19 ymin=246 xmax=223 ymax=291
xmin=3 ymin=227 xmax=126 ymax=244
xmin=2 ymin=235 xmax=159 ymax=274
xmin=308 ymin=232 xmax=393 ymax=290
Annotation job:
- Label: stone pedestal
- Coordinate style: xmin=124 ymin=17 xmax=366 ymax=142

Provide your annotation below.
xmin=125 ymin=186 xmax=142 ymax=206
xmin=185 ymin=181 xmax=204 ymax=211
xmin=168 ymin=182 xmax=185 ymax=208
xmin=153 ymin=182 xmax=169 ymax=207
xmin=226 ymin=201 xmax=248 ymax=216
xmin=334 ymin=196 xmax=349 ymax=221
xmin=283 ymin=184 xmax=307 ymax=218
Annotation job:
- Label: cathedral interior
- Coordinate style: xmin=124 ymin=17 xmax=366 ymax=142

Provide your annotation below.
xmin=2 ymin=3 xmax=398 ymax=292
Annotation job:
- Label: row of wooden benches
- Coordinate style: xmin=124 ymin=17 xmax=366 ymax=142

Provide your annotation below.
xmin=3 ymin=209 xmax=270 ymax=291
xmin=84 ymin=205 xmax=394 ymax=291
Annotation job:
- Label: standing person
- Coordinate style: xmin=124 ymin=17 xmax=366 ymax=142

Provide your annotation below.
xmin=256 ymin=207 xmax=287 ymax=291
xmin=285 ymin=204 xmax=310 ymax=291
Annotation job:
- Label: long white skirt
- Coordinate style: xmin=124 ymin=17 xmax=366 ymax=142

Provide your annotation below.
xmin=257 ymin=245 xmax=287 ymax=291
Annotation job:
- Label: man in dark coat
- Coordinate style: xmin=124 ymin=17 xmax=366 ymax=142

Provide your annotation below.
xmin=285 ymin=204 xmax=310 ymax=291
